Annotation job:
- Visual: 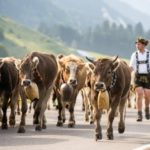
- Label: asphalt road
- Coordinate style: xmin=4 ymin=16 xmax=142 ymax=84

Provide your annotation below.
xmin=0 ymin=94 xmax=150 ymax=150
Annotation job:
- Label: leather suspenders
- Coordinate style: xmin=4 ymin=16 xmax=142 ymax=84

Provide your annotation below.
xmin=136 ymin=51 xmax=150 ymax=73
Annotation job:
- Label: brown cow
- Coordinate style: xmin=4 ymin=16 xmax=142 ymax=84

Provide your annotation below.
xmin=17 ymin=51 xmax=58 ymax=133
xmin=86 ymin=56 xmax=131 ymax=140
xmin=0 ymin=57 xmax=20 ymax=129
xmin=81 ymin=62 xmax=95 ymax=124
xmin=56 ymin=55 xmax=87 ymax=127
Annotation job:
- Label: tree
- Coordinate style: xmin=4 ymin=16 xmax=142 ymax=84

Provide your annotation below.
xmin=135 ymin=22 xmax=144 ymax=36
xmin=0 ymin=28 xmax=4 ymax=41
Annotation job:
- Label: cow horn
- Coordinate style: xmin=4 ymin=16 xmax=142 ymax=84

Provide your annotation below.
xmin=86 ymin=56 xmax=95 ymax=64
xmin=0 ymin=62 xmax=4 ymax=69
xmin=112 ymin=56 xmax=118 ymax=64
xmin=14 ymin=59 xmax=21 ymax=70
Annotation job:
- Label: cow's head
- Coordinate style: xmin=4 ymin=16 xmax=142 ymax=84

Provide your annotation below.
xmin=17 ymin=56 xmax=41 ymax=100
xmin=86 ymin=56 xmax=120 ymax=92
xmin=19 ymin=56 xmax=41 ymax=87
xmin=59 ymin=60 xmax=85 ymax=87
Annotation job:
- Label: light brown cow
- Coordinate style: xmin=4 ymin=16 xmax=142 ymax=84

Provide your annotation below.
xmin=81 ymin=62 xmax=95 ymax=124
xmin=86 ymin=56 xmax=131 ymax=141
xmin=56 ymin=55 xmax=87 ymax=127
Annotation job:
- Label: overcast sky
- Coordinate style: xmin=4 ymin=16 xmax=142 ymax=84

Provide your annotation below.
xmin=120 ymin=0 xmax=150 ymax=15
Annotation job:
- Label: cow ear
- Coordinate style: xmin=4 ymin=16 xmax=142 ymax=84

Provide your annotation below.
xmin=58 ymin=59 xmax=65 ymax=68
xmin=85 ymin=62 xmax=95 ymax=72
xmin=57 ymin=54 xmax=64 ymax=59
xmin=111 ymin=56 xmax=120 ymax=72
xmin=88 ymin=63 xmax=95 ymax=70
xmin=14 ymin=59 xmax=21 ymax=70
xmin=32 ymin=57 xmax=39 ymax=69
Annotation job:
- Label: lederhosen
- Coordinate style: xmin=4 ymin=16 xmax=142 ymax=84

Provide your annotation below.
xmin=134 ymin=51 xmax=150 ymax=89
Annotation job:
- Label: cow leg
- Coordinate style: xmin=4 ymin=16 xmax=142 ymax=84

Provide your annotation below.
xmin=68 ymin=92 xmax=78 ymax=128
xmin=33 ymin=100 xmax=39 ymax=124
xmin=42 ymin=113 xmax=47 ymax=129
xmin=127 ymin=97 xmax=131 ymax=108
xmin=47 ymin=98 xmax=51 ymax=110
xmin=0 ymin=108 xmax=2 ymax=122
xmin=18 ymin=87 xmax=27 ymax=133
xmin=68 ymin=103 xmax=75 ymax=128
xmin=17 ymin=99 xmax=21 ymax=115
xmin=118 ymin=96 xmax=127 ymax=134
xmin=1 ymin=93 xmax=10 ymax=129
xmin=81 ymin=90 xmax=85 ymax=111
xmin=28 ymin=101 xmax=32 ymax=113
xmin=82 ymin=89 xmax=89 ymax=122
xmin=62 ymin=103 xmax=66 ymax=123
xmin=9 ymin=89 xmax=19 ymax=127
xmin=56 ymin=95 xmax=64 ymax=127
xmin=107 ymin=97 xmax=120 ymax=140
xmin=52 ymin=89 xmax=58 ymax=109
xmin=35 ymin=86 xmax=53 ymax=131
xmin=89 ymin=105 xmax=94 ymax=124
xmin=94 ymin=107 xmax=102 ymax=141
xmin=88 ymin=90 xmax=94 ymax=124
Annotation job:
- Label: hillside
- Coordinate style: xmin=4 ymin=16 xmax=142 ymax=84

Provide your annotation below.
xmin=0 ymin=0 xmax=73 ymax=29
xmin=0 ymin=16 xmax=71 ymax=58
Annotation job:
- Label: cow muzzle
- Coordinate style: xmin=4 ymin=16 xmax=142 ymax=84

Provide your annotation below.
xmin=22 ymin=79 xmax=31 ymax=86
xmin=94 ymin=82 xmax=106 ymax=92
xmin=68 ymin=78 xmax=77 ymax=86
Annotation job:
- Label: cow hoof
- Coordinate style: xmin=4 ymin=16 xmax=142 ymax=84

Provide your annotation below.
xmin=63 ymin=119 xmax=66 ymax=123
xmin=107 ymin=134 xmax=114 ymax=140
xmin=118 ymin=127 xmax=125 ymax=134
xmin=128 ymin=103 xmax=131 ymax=108
xmin=95 ymin=133 xmax=102 ymax=141
xmin=9 ymin=119 xmax=15 ymax=127
xmin=1 ymin=123 xmax=8 ymax=129
xmin=90 ymin=121 xmax=94 ymax=124
xmin=35 ymin=125 xmax=42 ymax=131
xmin=82 ymin=108 xmax=85 ymax=111
xmin=17 ymin=112 xmax=21 ymax=115
xmin=18 ymin=126 xmax=25 ymax=133
xmin=33 ymin=119 xmax=38 ymax=125
xmin=56 ymin=121 xmax=63 ymax=127
xmin=68 ymin=123 xmax=75 ymax=128
xmin=85 ymin=118 xmax=89 ymax=122
xmin=118 ymin=123 xmax=125 ymax=134
xmin=42 ymin=124 xmax=47 ymax=129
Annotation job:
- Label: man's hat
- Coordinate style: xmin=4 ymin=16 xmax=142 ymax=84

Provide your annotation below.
xmin=135 ymin=37 xmax=149 ymax=46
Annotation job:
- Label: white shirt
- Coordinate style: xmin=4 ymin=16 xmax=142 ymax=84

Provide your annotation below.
xmin=129 ymin=49 xmax=150 ymax=74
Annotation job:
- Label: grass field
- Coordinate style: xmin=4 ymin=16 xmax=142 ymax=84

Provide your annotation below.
xmin=0 ymin=17 xmax=72 ymax=58
xmin=0 ymin=16 xmax=128 ymax=62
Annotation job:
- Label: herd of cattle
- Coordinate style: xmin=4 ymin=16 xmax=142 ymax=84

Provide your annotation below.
xmin=0 ymin=51 xmax=132 ymax=141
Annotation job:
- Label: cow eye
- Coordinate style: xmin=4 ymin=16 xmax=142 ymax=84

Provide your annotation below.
xmin=65 ymin=67 xmax=70 ymax=73
xmin=107 ymin=70 xmax=111 ymax=74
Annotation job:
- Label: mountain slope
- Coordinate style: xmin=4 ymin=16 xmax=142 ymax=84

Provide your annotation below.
xmin=0 ymin=0 xmax=73 ymax=29
xmin=0 ymin=16 xmax=71 ymax=58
